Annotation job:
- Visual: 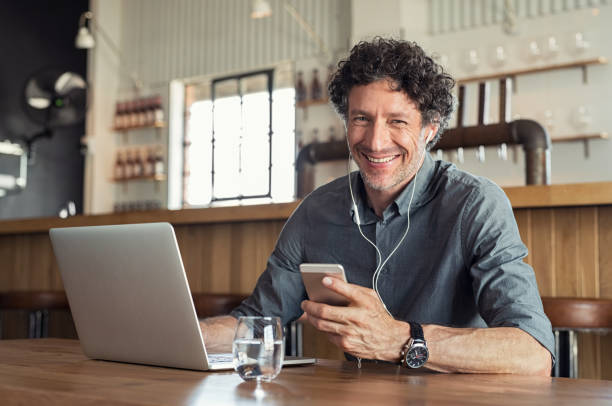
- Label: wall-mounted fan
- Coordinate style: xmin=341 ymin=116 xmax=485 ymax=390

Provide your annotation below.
xmin=0 ymin=68 xmax=87 ymax=197
xmin=22 ymin=68 xmax=87 ymax=158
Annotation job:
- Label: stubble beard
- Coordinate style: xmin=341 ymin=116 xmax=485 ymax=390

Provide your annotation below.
xmin=357 ymin=141 xmax=427 ymax=192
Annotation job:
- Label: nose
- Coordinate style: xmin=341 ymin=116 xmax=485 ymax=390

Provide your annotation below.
xmin=363 ymin=119 xmax=388 ymax=152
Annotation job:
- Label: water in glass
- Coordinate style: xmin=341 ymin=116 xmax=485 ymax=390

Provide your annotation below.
xmin=233 ymin=316 xmax=284 ymax=382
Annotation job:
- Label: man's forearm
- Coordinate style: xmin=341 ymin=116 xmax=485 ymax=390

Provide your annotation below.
xmin=422 ymin=324 xmax=552 ymax=376
xmin=199 ymin=315 xmax=238 ymax=353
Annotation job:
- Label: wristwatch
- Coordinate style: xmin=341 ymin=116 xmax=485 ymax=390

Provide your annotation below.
xmin=399 ymin=321 xmax=429 ymax=368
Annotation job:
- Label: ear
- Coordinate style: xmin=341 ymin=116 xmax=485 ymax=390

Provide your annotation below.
xmin=425 ymin=124 xmax=439 ymax=144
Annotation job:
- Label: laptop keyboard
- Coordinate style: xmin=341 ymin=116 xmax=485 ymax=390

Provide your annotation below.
xmin=208 ymin=353 xmax=234 ymax=363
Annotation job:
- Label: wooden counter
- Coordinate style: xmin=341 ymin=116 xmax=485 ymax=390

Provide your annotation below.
xmin=1 ymin=181 xmax=611 ymax=235
xmin=0 ymin=339 xmax=612 ymax=406
xmin=1 ymin=181 xmax=612 ymax=379
xmin=0 ymin=202 xmax=300 ymax=235
xmin=505 ymin=182 xmax=612 ymax=209
xmin=3 ymin=339 xmax=612 ymax=405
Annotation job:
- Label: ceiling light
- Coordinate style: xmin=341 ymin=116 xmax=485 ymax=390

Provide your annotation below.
xmin=251 ymin=0 xmax=272 ymax=19
xmin=75 ymin=11 xmax=95 ymax=49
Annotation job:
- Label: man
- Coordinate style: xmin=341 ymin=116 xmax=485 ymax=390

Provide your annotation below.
xmin=202 ymin=38 xmax=554 ymax=375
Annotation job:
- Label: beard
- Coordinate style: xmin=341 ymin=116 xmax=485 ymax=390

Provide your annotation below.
xmin=355 ymin=138 xmax=428 ymax=192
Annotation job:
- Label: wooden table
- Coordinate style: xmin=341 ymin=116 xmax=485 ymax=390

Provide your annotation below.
xmin=1 ymin=339 xmax=612 ymax=405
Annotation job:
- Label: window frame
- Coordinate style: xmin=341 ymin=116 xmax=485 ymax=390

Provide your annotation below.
xmin=209 ymin=68 xmax=274 ymax=203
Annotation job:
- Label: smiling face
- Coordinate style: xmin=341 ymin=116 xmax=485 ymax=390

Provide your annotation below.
xmin=346 ymin=80 xmax=437 ymax=202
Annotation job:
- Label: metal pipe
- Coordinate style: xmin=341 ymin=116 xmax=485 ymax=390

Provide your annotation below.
xmin=295 ymin=140 xmax=348 ymax=198
xmin=499 ymin=78 xmax=512 ymax=123
xmin=457 ymin=85 xmax=466 ymax=128
xmin=478 ymin=82 xmax=490 ymax=125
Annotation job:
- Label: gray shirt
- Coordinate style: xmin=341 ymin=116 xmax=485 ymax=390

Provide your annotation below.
xmin=231 ymin=154 xmax=555 ymax=358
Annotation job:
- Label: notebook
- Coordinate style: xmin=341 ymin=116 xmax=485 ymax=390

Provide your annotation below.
xmin=50 ymin=222 xmax=315 ymax=370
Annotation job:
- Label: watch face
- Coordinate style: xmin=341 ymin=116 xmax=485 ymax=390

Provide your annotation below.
xmin=406 ymin=344 xmax=429 ymax=368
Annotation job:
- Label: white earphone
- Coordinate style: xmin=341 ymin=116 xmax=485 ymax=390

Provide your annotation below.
xmin=347 ymin=128 xmax=433 ymax=316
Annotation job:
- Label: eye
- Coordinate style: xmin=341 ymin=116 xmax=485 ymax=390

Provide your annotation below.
xmin=391 ymin=119 xmax=407 ymax=126
xmin=352 ymin=116 xmax=369 ymax=125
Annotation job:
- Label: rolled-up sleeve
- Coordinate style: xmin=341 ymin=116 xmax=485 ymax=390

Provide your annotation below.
xmin=462 ymin=183 xmax=555 ymax=360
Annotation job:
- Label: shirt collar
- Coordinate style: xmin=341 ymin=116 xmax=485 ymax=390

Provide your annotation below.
xmin=348 ymin=153 xmax=437 ymax=224
xmin=393 ymin=153 xmax=436 ymax=217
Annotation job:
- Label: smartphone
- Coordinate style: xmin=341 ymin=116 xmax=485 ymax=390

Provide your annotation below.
xmin=300 ymin=263 xmax=349 ymax=306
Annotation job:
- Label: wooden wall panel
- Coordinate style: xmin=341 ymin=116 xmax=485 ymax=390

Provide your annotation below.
xmin=175 ymin=225 xmax=211 ymax=293
xmin=598 ymin=206 xmax=612 ymax=380
xmin=513 ymin=209 xmax=532 ymax=264
xmin=578 ymin=333 xmax=601 ymax=379
xmin=208 ymin=224 xmax=233 ymax=293
xmin=0 ymin=235 xmax=14 ymax=290
xmin=554 ymin=208 xmax=580 ymax=297
xmin=601 ymin=336 xmax=612 ymax=380
xmin=529 ymin=209 xmax=555 ymax=296
xmin=174 ymin=220 xmax=286 ymax=295
xmin=577 ymin=207 xmax=599 ymax=297
xmin=574 ymin=207 xmax=603 ymax=379
xmin=599 ymin=206 xmax=612 ymax=299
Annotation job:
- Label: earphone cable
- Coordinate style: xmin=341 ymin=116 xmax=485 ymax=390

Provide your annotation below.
xmin=347 ymin=155 xmax=419 ymax=316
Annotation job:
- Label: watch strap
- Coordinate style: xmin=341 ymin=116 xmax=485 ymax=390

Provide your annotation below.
xmin=408 ymin=321 xmax=424 ymax=341
xmin=400 ymin=321 xmax=427 ymax=367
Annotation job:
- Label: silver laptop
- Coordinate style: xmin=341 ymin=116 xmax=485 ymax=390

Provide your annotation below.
xmin=49 ymin=222 xmax=315 ymax=371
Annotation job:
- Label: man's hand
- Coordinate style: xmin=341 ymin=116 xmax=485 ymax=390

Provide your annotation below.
xmin=199 ymin=315 xmax=238 ymax=353
xmin=301 ymin=276 xmax=410 ymax=361
xmin=300 ymin=277 xmax=552 ymax=375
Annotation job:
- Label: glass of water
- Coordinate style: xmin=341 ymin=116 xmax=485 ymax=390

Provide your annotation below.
xmin=233 ymin=316 xmax=284 ymax=384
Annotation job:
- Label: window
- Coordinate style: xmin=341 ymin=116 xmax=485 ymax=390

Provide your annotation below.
xmin=179 ymin=65 xmax=295 ymax=207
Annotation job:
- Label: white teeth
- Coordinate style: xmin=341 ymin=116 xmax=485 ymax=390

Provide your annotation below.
xmin=366 ymin=155 xmax=395 ymax=163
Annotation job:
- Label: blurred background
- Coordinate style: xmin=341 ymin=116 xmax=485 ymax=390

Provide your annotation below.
xmin=0 ymin=0 xmax=610 ymax=219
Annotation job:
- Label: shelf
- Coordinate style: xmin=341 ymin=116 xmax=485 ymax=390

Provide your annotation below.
xmin=112 ymin=122 xmax=166 ymax=132
xmin=112 ymin=174 xmax=166 ymax=183
xmin=457 ymin=57 xmax=608 ymax=85
xmin=550 ymin=132 xmax=608 ymax=143
xmin=296 ymin=98 xmax=329 ymax=108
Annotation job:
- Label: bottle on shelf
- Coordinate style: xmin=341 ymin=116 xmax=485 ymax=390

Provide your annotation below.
xmin=133 ymin=149 xmax=144 ymax=178
xmin=124 ymin=149 xmax=134 ymax=179
xmin=143 ymin=148 xmax=154 ymax=177
xmin=132 ymin=99 xmax=140 ymax=128
xmin=296 ymin=71 xmax=307 ymax=103
xmin=114 ymin=151 xmax=125 ymax=180
xmin=119 ymin=102 xmax=128 ymax=129
xmin=113 ymin=102 xmax=123 ymax=130
xmin=154 ymin=147 xmax=165 ymax=177
xmin=310 ymin=68 xmax=322 ymax=101
xmin=154 ymin=95 xmax=164 ymax=125
xmin=114 ymin=199 xmax=162 ymax=212
xmin=145 ymin=97 xmax=156 ymax=127
xmin=137 ymin=98 xmax=147 ymax=127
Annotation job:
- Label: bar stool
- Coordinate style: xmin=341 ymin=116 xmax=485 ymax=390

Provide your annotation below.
xmin=0 ymin=291 xmax=70 ymax=339
xmin=541 ymin=297 xmax=612 ymax=378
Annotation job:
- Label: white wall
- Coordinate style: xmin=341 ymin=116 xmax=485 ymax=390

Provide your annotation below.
xmin=419 ymin=4 xmax=612 ymax=186
xmin=83 ymin=0 xmax=122 ymax=214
